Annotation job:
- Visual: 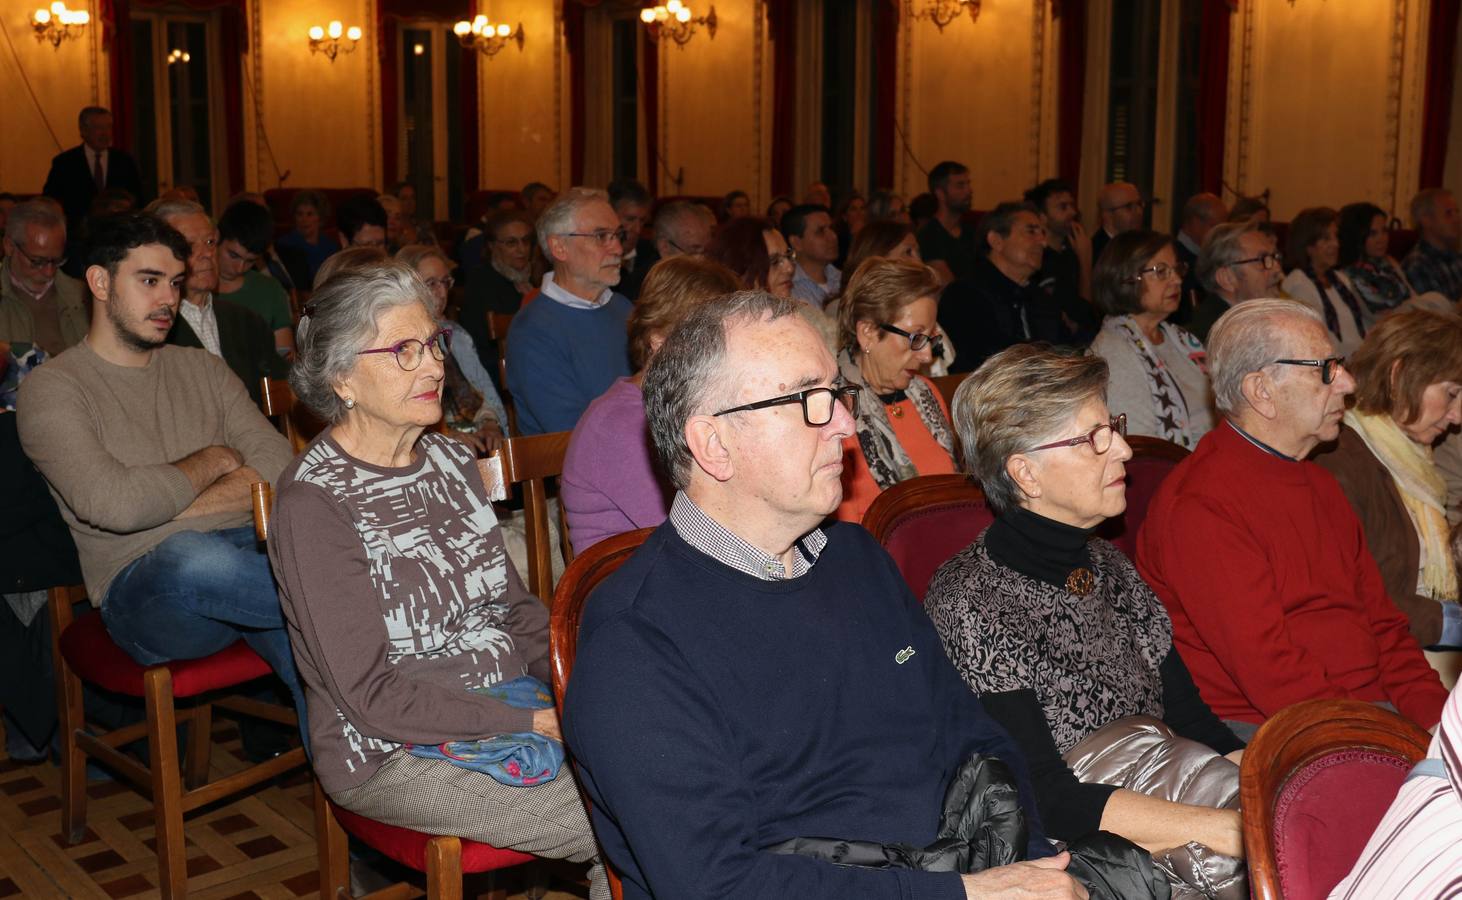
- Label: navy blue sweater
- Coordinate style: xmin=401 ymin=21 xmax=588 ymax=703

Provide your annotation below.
xmin=563 ymin=521 xmax=1050 ymax=900
xmin=503 ymin=292 xmax=632 ymax=435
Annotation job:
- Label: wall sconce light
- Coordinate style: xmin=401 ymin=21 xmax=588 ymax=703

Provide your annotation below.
xmin=906 ymin=0 xmax=981 ymax=32
xmin=308 ymin=20 xmax=362 ymax=62
xmin=640 ymin=1 xmax=717 ymax=48
xmin=31 ymin=1 xmax=90 ymax=49
xmin=166 ymin=48 xmax=191 ymax=65
xmin=452 ymin=15 xmax=525 ymax=58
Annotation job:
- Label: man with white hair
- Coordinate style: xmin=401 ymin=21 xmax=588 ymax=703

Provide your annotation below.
xmin=1137 ymin=299 xmax=1447 ymax=738
xmin=505 ymin=188 xmax=633 ymax=435
xmin=652 ymin=201 xmax=713 ymax=260
xmin=1401 ymin=188 xmax=1462 ymax=302
xmin=0 ymin=200 xmax=88 ymax=358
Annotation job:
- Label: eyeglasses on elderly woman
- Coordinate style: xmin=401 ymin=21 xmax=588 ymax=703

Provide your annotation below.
xmin=1027 ymin=414 xmax=1128 ymax=454
xmin=357 ymin=328 xmax=452 ymax=371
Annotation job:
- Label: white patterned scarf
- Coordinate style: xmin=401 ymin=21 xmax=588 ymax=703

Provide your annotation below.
xmin=836 ymin=347 xmax=956 ymax=489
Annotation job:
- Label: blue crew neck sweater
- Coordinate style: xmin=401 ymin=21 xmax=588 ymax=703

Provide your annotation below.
xmin=563 ymin=521 xmax=1050 ymax=900
xmin=504 ymin=293 xmax=632 ymax=435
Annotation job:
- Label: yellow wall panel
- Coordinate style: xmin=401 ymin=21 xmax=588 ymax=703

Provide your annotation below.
xmin=476 ymin=0 xmax=565 ymax=192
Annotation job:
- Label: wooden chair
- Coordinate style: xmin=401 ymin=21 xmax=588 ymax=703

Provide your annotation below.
xmin=259 ymin=376 xmax=326 ymax=453
xmin=1096 ymin=434 xmax=1189 ymax=559
xmin=48 ymin=580 xmax=307 ymax=897
xmin=862 ymin=473 xmax=991 ymax=603
xmin=252 ymin=483 xmax=536 ymax=900
xmin=491 ymin=431 xmax=575 ymax=601
xmin=549 ymin=527 xmax=656 ymax=900
xmin=1240 ymin=698 xmax=1432 ymax=900
xmin=487 ymin=312 xmax=515 ymax=432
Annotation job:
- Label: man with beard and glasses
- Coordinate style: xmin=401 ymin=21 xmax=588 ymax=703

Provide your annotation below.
xmin=916 ymin=161 xmax=979 ymax=285
xmin=154 ymin=199 xmax=285 ymax=406
xmin=16 ymin=213 xmax=304 ymax=724
xmin=506 ymin=188 xmax=633 ymax=435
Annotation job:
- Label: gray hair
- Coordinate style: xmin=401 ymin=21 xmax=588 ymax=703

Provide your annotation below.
xmin=643 ymin=290 xmax=803 ymax=489
xmin=146 ymin=198 xmax=208 ymax=223
xmin=655 ymin=201 xmax=712 ymax=248
xmin=4 ymin=199 xmax=64 ymax=243
xmin=1411 ymin=188 xmax=1454 ymax=227
xmin=290 ymin=260 xmax=434 ymax=423
xmin=1197 ymin=220 xmax=1264 ymax=294
xmin=1207 ymin=298 xmax=1324 ymax=415
xmin=952 ymin=344 xmax=1110 ymax=516
xmin=536 ymin=187 xmax=609 ymax=256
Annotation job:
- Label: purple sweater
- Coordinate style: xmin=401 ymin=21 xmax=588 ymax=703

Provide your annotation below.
xmin=561 ymin=377 xmax=672 ymax=554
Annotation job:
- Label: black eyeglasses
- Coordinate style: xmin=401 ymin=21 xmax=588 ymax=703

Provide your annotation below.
xmin=713 ymin=384 xmax=861 ymax=427
xmin=1229 ymin=252 xmax=1282 ymax=271
xmin=879 ymin=323 xmax=945 ymax=357
xmin=1272 ymin=356 xmax=1345 ymax=385
xmin=357 ymin=328 xmax=452 ymax=371
xmin=1028 ymin=414 xmax=1128 ymax=454
xmin=559 ymin=228 xmax=628 ymax=248
xmin=1130 ymin=261 xmax=1188 ymax=282
xmin=15 ymin=247 xmax=67 ymax=269
xmin=666 ymin=238 xmax=706 ymax=256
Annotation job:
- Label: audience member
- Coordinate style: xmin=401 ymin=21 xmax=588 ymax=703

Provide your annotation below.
xmin=377 ymin=194 xmax=407 ymax=252
xmin=1313 ymin=309 xmax=1462 ymax=653
xmin=268 ymin=261 xmax=607 ymax=897
xmin=313 ymin=246 xmax=387 ymax=289
xmin=1026 ymin=178 xmax=1097 ymax=340
xmin=564 ymin=290 xmax=1085 ymax=899
xmin=706 ymin=216 xmax=795 ymax=299
xmin=522 ymin=182 xmax=557 ymax=223
xmin=840 ymin=220 xmax=920 ymax=275
xmin=651 ymin=200 xmax=713 ymax=261
xmin=909 ymin=192 xmax=938 ymax=234
xmin=1092 ymin=182 xmax=1144 ymax=263
xmin=1188 ymin=220 xmax=1283 ymax=342
xmin=275 ymin=189 xmax=340 ymax=286
xmin=1338 ymin=202 xmax=1417 ymax=317
xmin=803 ymin=181 xmax=832 ymax=207
xmin=1137 ymin=299 xmax=1448 ymax=737
xmin=765 ymin=195 xmax=792 ymax=228
xmin=939 ymin=202 xmax=1064 ymax=373
xmin=1282 ymin=206 xmax=1367 ymax=357
xmin=458 ymin=209 xmax=537 ymax=388
xmin=1172 ymin=193 xmax=1227 ymax=324
xmin=609 ymin=178 xmax=655 ymax=301
xmin=505 ymin=188 xmax=632 ymax=435
xmin=561 ymin=256 xmax=741 ymax=554
xmin=43 ymin=107 xmax=144 ymax=228
xmin=0 ymin=200 xmax=88 ymax=356
xmin=867 ymin=189 xmax=909 ymax=224
xmin=782 ymin=203 xmax=841 ymax=309
xmin=1090 ymin=230 xmax=1214 ymax=448
xmin=17 ymin=212 xmax=304 ymax=723
xmin=337 ymin=194 xmax=388 ymax=250
xmin=838 ymin=191 xmax=868 ymax=240
xmin=216 ymin=200 xmax=295 ymax=359
xmin=223 ymin=191 xmax=296 ymax=290
xmin=156 ymin=199 xmax=285 ymax=406
xmin=927 ymin=343 xmax=1243 ymax=857
xmin=1402 ymin=188 xmax=1462 ymax=303
xmin=721 ymin=190 xmax=751 ymax=220
xmin=917 ymin=161 xmax=978 ymax=284
xmin=1226 ymin=195 xmax=1270 ymax=224
xmin=397 ymin=244 xmax=507 ymax=453
xmin=832 ymin=258 xmax=956 ymax=523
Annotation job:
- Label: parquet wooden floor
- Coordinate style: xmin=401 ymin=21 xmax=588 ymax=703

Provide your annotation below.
xmin=0 ymin=719 xmax=586 ymax=899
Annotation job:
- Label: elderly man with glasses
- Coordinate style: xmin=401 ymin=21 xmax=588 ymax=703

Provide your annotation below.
xmin=505 ymin=187 xmax=634 ymax=435
xmin=1187 ymin=220 xmax=1285 ymax=343
xmin=1137 ymin=299 xmax=1448 ymax=741
xmin=1092 ymin=182 xmax=1145 ymax=265
xmin=1 ymin=200 xmax=89 ymax=361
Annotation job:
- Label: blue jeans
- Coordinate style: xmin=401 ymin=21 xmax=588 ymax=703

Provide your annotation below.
xmin=102 ymin=526 xmax=306 ymax=736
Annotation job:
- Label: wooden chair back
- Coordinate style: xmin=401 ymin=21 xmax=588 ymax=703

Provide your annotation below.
xmin=258 ymin=376 xmax=325 ymax=453
xmin=487 ymin=312 xmax=516 ymax=431
xmin=1096 ymin=434 xmax=1189 ymax=558
xmin=862 ymin=473 xmax=991 ymax=602
xmin=1241 ymin=698 xmax=1432 ymax=900
xmin=483 ymin=431 xmax=574 ymax=602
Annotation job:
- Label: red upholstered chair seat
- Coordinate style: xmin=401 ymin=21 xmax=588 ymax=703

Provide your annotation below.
xmin=1098 ymin=436 xmax=1189 ymax=559
xmin=329 ymin=802 xmax=535 ymax=873
xmin=882 ymin=504 xmax=992 ymax=602
xmin=58 ymin=610 xmax=273 ymax=698
xmin=1271 ymin=749 xmax=1410 ymax=900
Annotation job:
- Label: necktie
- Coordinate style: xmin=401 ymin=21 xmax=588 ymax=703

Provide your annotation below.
xmin=92 ymin=150 xmax=105 ymax=191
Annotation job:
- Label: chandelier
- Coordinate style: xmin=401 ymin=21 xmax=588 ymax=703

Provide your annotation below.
xmin=31 ymin=2 xmax=90 ymax=49
xmin=640 ymin=1 xmax=717 ymax=48
xmin=308 ymin=20 xmax=363 ymax=62
xmin=906 ymin=0 xmax=981 ymax=32
xmin=452 ymin=15 xmax=525 ymax=58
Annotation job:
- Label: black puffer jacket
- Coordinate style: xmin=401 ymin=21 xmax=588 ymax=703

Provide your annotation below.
xmin=768 ymin=753 xmax=1169 ymax=900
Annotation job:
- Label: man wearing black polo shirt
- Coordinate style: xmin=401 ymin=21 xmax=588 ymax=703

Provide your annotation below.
xmin=1026 ymin=179 xmax=1097 ymax=343
xmin=917 ymin=160 xmax=980 ymax=285
xmin=939 ymin=202 xmax=1067 ymax=373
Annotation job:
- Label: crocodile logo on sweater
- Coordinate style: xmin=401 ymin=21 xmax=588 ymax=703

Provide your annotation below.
xmin=895 ymin=646 xmax=916 ymax=665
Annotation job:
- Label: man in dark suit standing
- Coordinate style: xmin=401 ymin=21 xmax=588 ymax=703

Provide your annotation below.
xmin=42 ymin=107 xmax=144 ymax=228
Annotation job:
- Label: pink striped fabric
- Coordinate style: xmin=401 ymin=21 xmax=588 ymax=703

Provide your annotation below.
xmin=1328 ymin=685 xmax=1462 ymax=899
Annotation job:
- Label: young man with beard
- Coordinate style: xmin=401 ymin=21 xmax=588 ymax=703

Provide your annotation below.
xmin=917 ymin=161 xmax=979 ymax=285
xmin=1026 ymin=179 xmax=1097 ymax=342
xmin=16 ymin=213 xmax=303 ymax=721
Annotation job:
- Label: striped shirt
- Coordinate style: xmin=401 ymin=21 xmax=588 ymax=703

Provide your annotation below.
xmin=1328 ymin=684 xmax=1462 ymax=899
xmin=1402 ymin=240 xmax=1462 ymax=303
xmin=667 ymin=491 xmax=826 ymax=580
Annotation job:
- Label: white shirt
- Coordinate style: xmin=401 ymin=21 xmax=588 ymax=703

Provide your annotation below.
xmin=178 ymin=293 xmax=222 ymax=357
xmin=540 ymin=270 xmax=613 ymax=310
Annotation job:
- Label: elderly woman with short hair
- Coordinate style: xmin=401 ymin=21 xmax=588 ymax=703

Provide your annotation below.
xmin=1314 ymin=309 xmax=1462 ymax=666
xmin=925 ymin=343 xmax=1244 ymax=859
xmin=269 ymin=260 xmax=607 ymax=896
xmin=1090 ymin=230 xmax=1215 ymax=448
xmin=831 ymin=257 xmax=958 ymax=522
xmin=561 ymin=256 xmax=742 ymax=554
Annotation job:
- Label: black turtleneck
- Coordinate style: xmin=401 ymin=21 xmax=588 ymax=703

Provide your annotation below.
xmin=984 ymin=505 xmax=1093 ymax=589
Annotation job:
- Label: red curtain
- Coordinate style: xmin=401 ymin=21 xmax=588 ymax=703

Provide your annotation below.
xmin=872 ymin=0 xmax=898 ymax=190
xmin=1055 ymin=0 xmax=1086 ymax=189
xmin=768 ymin=0 xmax=796 ymax=197
xmin=643 ymin=33 xmax=660 ymax=194
xmin=1196 ymin=0 xmax=1234 ymax=195
xmin=380 ymin=13 xmax=400 ymax=188
xmin=1421 ymin=0 xmax=1462 ymax=188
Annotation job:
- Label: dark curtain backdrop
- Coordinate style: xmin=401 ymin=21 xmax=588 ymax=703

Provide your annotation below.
xmin=643 ymin=32 xmax=660 ymax=194
xmin=1422 ymin=0 xmax=1462 ymax=188
xmin=768 ymin=0 xmax=795 ymax=197
xmin=378 ymin=0 xmax=475 ymax=192
xmin=565 ymin=1 xmax=590 ymax=185
xmin=872 ymin=0 xmax=898 ymax=190
xmin=1196 ymin=0 xmax=1234 ymax=195
xmin=1055 ymin=0 xmax=1086 ymax=190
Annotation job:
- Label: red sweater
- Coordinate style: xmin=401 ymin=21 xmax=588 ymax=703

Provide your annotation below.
xmin=1136 ymin=421 xmax=1447 ymax=729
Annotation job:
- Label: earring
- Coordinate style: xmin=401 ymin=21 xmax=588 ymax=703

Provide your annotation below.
xmin=344 ymin=397 xmax=356 ymax=409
